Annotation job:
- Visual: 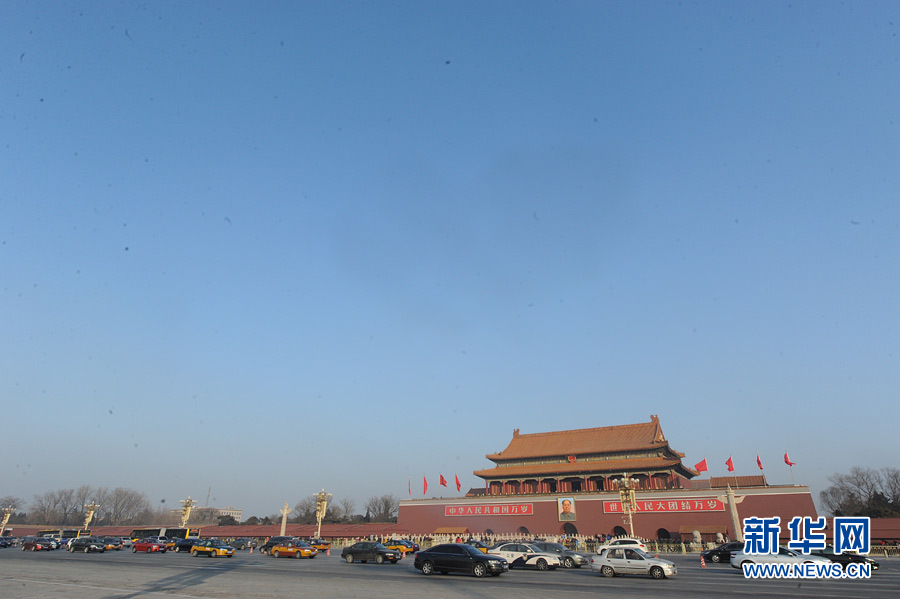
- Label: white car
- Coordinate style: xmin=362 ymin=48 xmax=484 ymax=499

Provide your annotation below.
xmin=591 ymin=547 xmax=677 ymax=579
xmin=488 ymin=542 xmax=561 ymax=570
xmin=596 ymin=538 xmax=647 ymax=553
xmin=730 ymin=546 xmax=832 ymax=569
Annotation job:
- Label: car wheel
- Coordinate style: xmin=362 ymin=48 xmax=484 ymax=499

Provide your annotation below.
xmin=421 ymin=560 xmax=434 ymax=575
xmin=473 ymin=562 xmax=488 ymax=577
xmin=650 ymin=566 xmax=665 ymax=579
xmin=147 ymin=547 xmax=153 ymax=553
xmin=192 ymin=550 xmax=199 ymax=557
xmin=295 ymin=551 xmax=302 ymax=559
xmin=132 ymin=547 xmax=137 ymax=553
xmin=375 ymin=554 xmax=385 ymax=564
xmin=175 ymin=547 xmax=181 ymax=553
xmin=345 ymin=553 xmax=354 ymax=563
xmin=710 ymin=553 xmax=721 ymax=563
xmin=536 ymin=558 xmax=548 ymax=571
xmin=273 ymin=550 xmax=280 ymax=558
xmin=601 ymin=565 xmax=615 ymax=577
xmin=740 ymin=560 xmax=753 ymax=568
xmin=563 ymin=556 xmax=574 ymax=568
xmin=84 ymin=547 xmax=90 ymax=553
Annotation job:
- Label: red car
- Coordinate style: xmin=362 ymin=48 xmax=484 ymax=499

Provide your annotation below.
xmin=132 ymin=538 xmax=168 ymax=553
xmin=21 ymin=537 xmax=55 ymax=551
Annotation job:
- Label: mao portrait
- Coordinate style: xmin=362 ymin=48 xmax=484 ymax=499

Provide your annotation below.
xmin=558 ymin=497 xmax=576 ymax=521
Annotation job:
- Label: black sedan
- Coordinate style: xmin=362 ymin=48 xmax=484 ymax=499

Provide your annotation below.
xmin=173 ymin=538 xmax=199 ymax=553
xmin=340 ymin=542 xmax=400 ymax=564
xmin=700 ymin=541 xmax=743 ymax=564
xmin=68 ymin=537 xmax=106 ymax=553
xmin=414 ymin=543 xmax=509 ymax=577
xmin=810 ymin=545 xmax=880 ymax=571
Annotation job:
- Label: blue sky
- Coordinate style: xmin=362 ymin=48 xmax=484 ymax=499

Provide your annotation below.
xmin=2 ymin=1 xmax=898 ymax=518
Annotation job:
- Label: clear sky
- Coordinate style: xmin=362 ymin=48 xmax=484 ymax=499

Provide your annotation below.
xmin=2 ymin=2 xmax=898 ymax=519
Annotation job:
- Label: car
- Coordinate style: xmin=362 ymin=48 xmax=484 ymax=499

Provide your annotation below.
xmin=260 ymin=536 xmax=299 ymax=555
xmin=21 ymin=537 xmax=55 ymax=551
xmin=307 ymin=538 xmax=330 ymax=551
xmin=132 ymin=538 xmax=167 ymax=553
xmin=191 ymin=539 xmax=235 ymax=558
xmin=382 ymin=539 xmax=417 ymax=555
xmin=229 ymin=538 xmax=257 ymax=550
xmin=0 ymin=537 xmax=14 ymax=548
xmin=530 ymin=541 xmax=591 ymax=568
xmin=414 ymin=543 xmax=509 ymax=577
xmin=99 ymin=537 xmax=123 ymax=551
xmin=596 ymin=538 xmax=647 ymax=553
xmin=701 ymin=541 xmax=743 ymax=564
xmin=809 ymin=545 xmax=879 ymax=571
xmin=465 ymin=539 xmax=490 ymax=553
xmin=68 ymin=537 xmax=107 ymax=553
xmin=270 ymin=540 xmax=318 ymax=558
xmin=488 ymin=542 xmax=560 ymax=570
xmin=340 ymin=541 xmax=401 ymax=564
xmin=591 ymin=547 xmax=677 ymax=578
xmin=173 ymin=538 xmax=199 ymax=553
xmin=730 ymin=546 xmax=831 ymax=569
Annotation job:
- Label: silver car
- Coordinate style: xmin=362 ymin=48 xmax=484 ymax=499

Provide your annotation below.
xmin=591 ymin=547 xmax=677 ymax=579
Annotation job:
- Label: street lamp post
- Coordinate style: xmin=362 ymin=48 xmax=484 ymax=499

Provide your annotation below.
xmin=314 ymin=490 xmax=332 ymax=539
xmin=616 ymin=475 xmax=639 ymax=537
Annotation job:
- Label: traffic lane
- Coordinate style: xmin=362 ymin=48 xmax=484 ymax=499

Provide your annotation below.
xmin=1 ymin=549 xmax=896 ymax=599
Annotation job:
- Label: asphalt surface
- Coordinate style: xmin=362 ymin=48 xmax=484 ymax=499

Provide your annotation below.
xmin=1 ymin=547 xmax=896 ymax=599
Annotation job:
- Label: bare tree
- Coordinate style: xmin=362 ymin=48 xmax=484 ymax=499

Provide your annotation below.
xmin=882 ymin=467 xmax=900 ymax=506
xmin=290 ymin=497 xmax=317 ymax=524
xmin=336 ymin=497 xmax=356 ymax=522
xmin=364 ymin=494 xmax=399 ymax=522
xmin=0 ymin=495 xmax=23 ymax=511
xmin=820 ymin=466 xmax=900 ymax=517
xmin=104 ymin=487 xmax=150 ymax=525
xmin=30 ymin=491 xmax=62 ymax=524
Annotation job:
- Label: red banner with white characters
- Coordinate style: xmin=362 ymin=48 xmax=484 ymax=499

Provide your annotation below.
xmin=445 ymin=504 xmax=534 ymax=516
xmin=603 ymin=498 xmax=724 ymax=513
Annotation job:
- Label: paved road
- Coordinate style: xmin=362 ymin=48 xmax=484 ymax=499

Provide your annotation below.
xmin=1 ymin=548 xmax=896 ymax=599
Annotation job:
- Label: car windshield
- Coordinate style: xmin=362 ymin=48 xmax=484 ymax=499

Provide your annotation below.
xmin=373 ymin=543 xmax=388 ymax=550
xmin=461 ymin=544 xmax=484 ymax=556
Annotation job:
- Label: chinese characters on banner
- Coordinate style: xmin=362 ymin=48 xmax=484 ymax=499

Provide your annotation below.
xmin=445 ymin=504 xmax=534 ymax=516
xmin=603 ymin=498 xmax=725 ymax=513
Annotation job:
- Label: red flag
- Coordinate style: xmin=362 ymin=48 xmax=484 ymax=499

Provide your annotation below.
xmin=784 ymin=452 xmax=796 ymax=466
xmin=756 ymin=453 xmax=764 ymax=470
xmin=439 ymin=474 xmax=448 ymax=487
xmin=726 ymin=456 xmax=735 ymax=472
xmin=423 ymin=476 xmax=428 ymax=495
xmin=408 ymin=478 xmax=411 ymax=496
xmin=694 ymin=458 xmax=708 ymax=473
xmin=455 ymin=474 xmax=461 ymax=492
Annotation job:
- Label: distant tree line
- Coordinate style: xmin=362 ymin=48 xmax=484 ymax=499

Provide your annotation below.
xmin=1 ymin=488 xmax=400 ymax=527
xmin=1 ymin=486 xmax=162 ymax=526
xmin=234 ymin=494 xmax=399 ymax=526
xmin=819 ymin=467 xmax=900 ymax=518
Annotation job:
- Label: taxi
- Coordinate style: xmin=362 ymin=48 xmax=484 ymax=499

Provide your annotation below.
xmin=271 ymin=540 xmax=318 ymax=558
xmin=382 ymin=539 xmax=417 ymax=556
xmin=308 ymin=538 xmax=331 ymax=552
xmin=191 ymin=539 xmax=235 ymax=558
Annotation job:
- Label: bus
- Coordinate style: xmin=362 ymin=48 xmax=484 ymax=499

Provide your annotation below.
xmin=37 ymin=529 xmax=82 ymax=541
xmin=129 ymin=527 xmax=199 ymax=542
